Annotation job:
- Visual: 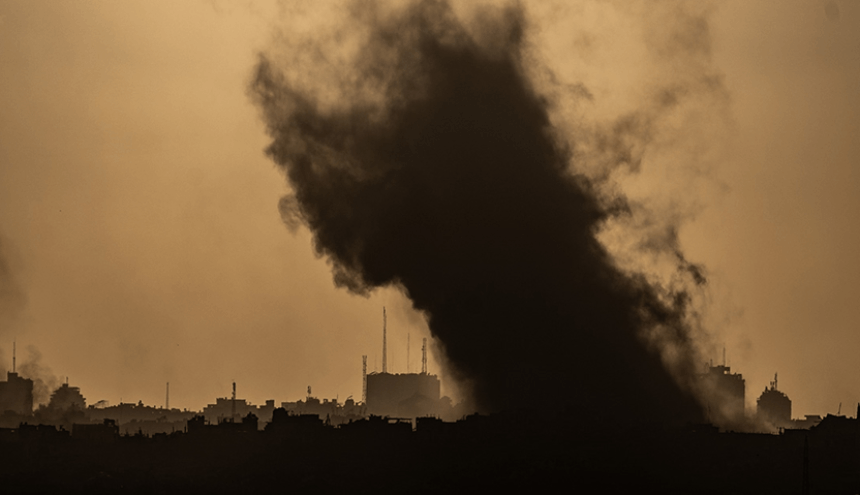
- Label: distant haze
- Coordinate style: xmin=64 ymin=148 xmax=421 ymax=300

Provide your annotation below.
xmin=0 ymin=1 xmax=858 ymax=417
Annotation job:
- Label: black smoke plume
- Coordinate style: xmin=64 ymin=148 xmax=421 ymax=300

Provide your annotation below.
xmin=251 ymin=0 xmax=708 ymax=423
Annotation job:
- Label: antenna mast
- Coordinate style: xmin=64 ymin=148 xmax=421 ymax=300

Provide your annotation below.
xmin=12 ymin=340 xmax=15 ymax=373
xmin=231 ymin=382 xmax=236 ymax=421
xmin=362 ymin=355 xmax=367 ymax=403
xmin=421 ymin=338 xmax=427 ymax=374
xmin=166 ymin=382 xmax=169 ymax=410
xmin=382 ymin=307 xmax=388 ymax=374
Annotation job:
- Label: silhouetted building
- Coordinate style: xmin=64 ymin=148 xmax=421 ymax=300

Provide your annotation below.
xmin=366 ymin=372 xmax=440 ymax=417
xmin=257 ymin=399 xmax=276 ymax=424
xmin=280 ymin=396 xmax=366 ymax=426
xmin=72 ymin=419 xmax=118 ymax=443
xmin=48 ymin=382 xmax=86 ymax=411
xmin=700 ymin=364 xmax=745 ymax=426
xmin=202 ymin=397 xmax=256 ymax=424
xmin=793 ymin=414 xmax=822 ymax=430
xmin=265 ymin=408 xmax=330 ymax=438
xmin=0 ymin=372 xmax=33 ymax=415
xmin=85 ymin=401 xmax=195 ymax=435
xmin=88 ymin=401 xmax=191 ymax=423
xmin=187 ymin=412 xmax=259 ymax=435
xmin=757 ymin=374 xmax=791 ymax=430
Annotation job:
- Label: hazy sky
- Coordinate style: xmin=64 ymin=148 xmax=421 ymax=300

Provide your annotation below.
xmin=0 ymin=0 xmax=858 ymax=416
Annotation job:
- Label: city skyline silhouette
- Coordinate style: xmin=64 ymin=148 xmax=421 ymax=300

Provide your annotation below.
xmin=2 ymin=2 xmax=860 ymax=492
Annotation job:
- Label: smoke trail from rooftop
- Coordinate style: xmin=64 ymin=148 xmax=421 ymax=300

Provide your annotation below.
xmin=19 ymin=345 xmax=60 ymax=406
xmin=251 ymin=0 xmax=721 ymax=423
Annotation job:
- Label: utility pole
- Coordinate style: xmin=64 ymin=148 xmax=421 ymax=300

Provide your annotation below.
xmin=231 ymin=382 xmax=236 ymax=421
xmin=362 ymin=355 xmax=367 ymax=403
xmin=382 ymin=307 xmax=388 ymax=374
xmin=421 ymin=338 xmax=427 ymax=374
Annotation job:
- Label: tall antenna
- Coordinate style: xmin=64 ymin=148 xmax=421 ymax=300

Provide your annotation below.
xmin=421 ymin=338 xmax=427 ymax=374
xmin=231 ymin=382 xmax=236 ymax=421
xmin=722 ymin=346 xmax=726 ymax=367
xmin=165 ymin=382 xmax=170 ymax=410
xmin=12 ymin=340 xmax=15 ymax=373
xmin=362 ymin=355 xmax=367 ymax=403
xmin=382 ymin=307 xmax=388 ymax=374
xmin=407 ymin=333 xmax=410 ymax=373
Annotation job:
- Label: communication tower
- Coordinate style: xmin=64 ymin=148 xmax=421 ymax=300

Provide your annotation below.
xmin=362 ymin=355 xmax=367 ymax=403
xmin=382 ymin=307 xmax=388 ymax=374
xmin=231 ymin=382 xmax=236 ymax=421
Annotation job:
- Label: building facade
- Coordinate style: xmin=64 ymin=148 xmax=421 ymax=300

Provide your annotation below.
xmin=700 ymin=365 xmax=746 ymax=426
xmin=366 ymin=372 xmax=440 ymax=418
xmin=757 ymin=375 xmax=791 ymax=430
xmin=0 ymin=372 xmax=34 ymax=415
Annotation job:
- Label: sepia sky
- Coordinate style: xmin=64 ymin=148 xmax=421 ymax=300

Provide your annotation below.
xmin=0 ymin=0 xmax=858 ymax=417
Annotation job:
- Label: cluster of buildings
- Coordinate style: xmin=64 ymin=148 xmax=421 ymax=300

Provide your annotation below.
xmin=0 ymin=348 xmax=449 ymax=433
xmin=0 ymin=327 xmax=842 ymax=435
xmin=0 ymin=360 xmax=814 ymax=434
xmin=0 ymin=310 xmax=456 ymax=431
xmin=700 ymin=362 xmax=822 ymax=431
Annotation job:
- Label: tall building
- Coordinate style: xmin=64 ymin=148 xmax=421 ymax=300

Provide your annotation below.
xmin=202 ymin=397 xmax=256 ymax=424
xmin=47 ymin=382 xmax=86 ymax=411
xmin=365 ymin=306 xmax=441 ymax=418
xmin=366 ymin=372 xmax=440 ymax=418
xmin=700 ymin=364 xmax=746 ymax=425
xmin=757 ymin=374 xmax=791 ymax=430
xmin=0 ymin=371 xmax=34 ymax=415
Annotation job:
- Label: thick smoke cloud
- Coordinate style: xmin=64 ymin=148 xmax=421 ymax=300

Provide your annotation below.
xmin=251 ymin=0 xmax=711 ymax=423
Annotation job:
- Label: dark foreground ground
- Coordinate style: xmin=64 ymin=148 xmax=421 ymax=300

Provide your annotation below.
xmin=0 ymin=411 xmax=856 ymax=494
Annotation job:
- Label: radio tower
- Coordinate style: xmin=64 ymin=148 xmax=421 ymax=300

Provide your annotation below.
xmin=231 ymin=382 xmax=236 ymax=421
xmin=382 ymin=307 xmax=388 ymax=374
xmin=362 ymin=355 xmax=367 ymax=403
xmin=165 ymin=382 xmax=169 ymax=410
xmin=421 ymin=338 xmax=427 ymax=374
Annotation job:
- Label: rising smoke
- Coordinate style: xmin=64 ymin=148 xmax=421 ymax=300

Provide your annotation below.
xmin=0 ymin=234 xmax=26 ymax=337
xmin=0 ymin=234 xmax=26 ymax=374
xmin=1 ymin=235 xmax=61 ymax=406
xmin=19 ymin=345 xmax=60 ymax=406
xmin=251 ymin=0 xmax=725 ymax=423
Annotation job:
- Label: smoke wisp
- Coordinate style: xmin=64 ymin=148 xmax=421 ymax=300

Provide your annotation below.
xmin=0 ymin=234 xmax=26 ymax=337
xmin=19 ymin=345 xmax=60 ymax=406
